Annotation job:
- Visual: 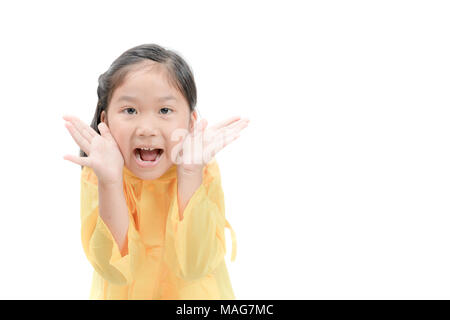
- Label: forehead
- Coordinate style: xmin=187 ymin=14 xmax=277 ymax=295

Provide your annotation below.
xmin=111 ymin=62 xmax=182 ymax=103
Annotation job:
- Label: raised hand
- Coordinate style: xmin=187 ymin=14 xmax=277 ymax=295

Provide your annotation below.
xmin=173 ymin=116 xmax=250 ymax=174
xmin=63 ymin=115 xmax=124 ymax=185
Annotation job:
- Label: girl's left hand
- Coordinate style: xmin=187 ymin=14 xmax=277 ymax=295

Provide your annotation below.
xmin=174 ymin=116 xmax=250 ymax=174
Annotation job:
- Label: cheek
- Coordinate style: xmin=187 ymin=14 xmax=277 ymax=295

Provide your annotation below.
xmin=162 ymin=131 xmax=177 ymax=153
xmin=163 ymin=124 xmax=189 ymax=147
xmin=109 ymin=125 xmax=130 ymax=153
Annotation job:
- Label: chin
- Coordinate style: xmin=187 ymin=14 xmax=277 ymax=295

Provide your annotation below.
xmin=127 ymin=156 xmax=172 ymax=181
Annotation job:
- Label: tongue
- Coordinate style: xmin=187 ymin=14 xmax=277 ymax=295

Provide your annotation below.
xmin=139 ymin=149 xmax=159 ymax=161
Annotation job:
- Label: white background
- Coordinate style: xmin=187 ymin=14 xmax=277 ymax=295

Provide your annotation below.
xmin=0 ymin=0 xmax=449 ymax=299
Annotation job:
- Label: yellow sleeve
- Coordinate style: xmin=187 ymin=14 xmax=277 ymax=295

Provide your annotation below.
xmin=80 ymin=166 xmax=146 ymax=286
xmin=163 ymin=159 xmax=237 ymax=281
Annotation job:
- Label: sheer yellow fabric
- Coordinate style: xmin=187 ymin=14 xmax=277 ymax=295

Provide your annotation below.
xmin=80 ymin=158 xmax=237 ymax=299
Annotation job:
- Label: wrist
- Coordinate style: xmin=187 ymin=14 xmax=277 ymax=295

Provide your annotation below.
xmin=99 ymin=179 xmax=123 ymax=190
xmin=177 ymin=165 xmax=204 ymax=178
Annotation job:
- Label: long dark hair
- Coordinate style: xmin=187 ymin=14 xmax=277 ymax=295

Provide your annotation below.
xmin=79 ymin=43 xmax=198 ymax=168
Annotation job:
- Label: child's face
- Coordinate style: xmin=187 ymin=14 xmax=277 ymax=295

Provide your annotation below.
xmin=101 ymin=61 xmax=196 ymax=180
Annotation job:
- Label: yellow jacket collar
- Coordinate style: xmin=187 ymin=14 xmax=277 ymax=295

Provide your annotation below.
xmin=122 ymin=164 xmax=178 ymax=184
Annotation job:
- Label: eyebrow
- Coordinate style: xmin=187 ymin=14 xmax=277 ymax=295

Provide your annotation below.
xmin=116 ymin=95 xmax=177 ymax=103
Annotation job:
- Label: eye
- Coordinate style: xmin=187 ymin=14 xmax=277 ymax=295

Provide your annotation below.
xmin=123 ymin=107 xmax=136 ymax=115
xmin=159 ymin=107 xmax=173 ymax=115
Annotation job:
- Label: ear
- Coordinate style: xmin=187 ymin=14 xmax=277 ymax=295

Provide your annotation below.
xmin=100 ymin=110 xmax=107 ymax=124
xmin=189 ymin=110 xmax=198 ymax=133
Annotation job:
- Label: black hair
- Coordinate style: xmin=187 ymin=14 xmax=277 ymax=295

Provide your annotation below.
xmin=79 ymin=43 xmax=198 ymax=168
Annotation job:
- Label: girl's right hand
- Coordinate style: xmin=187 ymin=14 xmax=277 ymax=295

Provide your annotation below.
xmin=63 ymin=115 xmax=124 ymax=185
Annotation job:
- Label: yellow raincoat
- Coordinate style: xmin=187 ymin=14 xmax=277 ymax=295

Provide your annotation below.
xmin=80 ymin=158 xmax=237 ymax=299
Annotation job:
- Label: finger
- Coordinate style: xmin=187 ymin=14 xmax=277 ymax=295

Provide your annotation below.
xmin=191 ymin=119 xmax=200 ymax=135
xmin=63 ymin=154 xmax=91 ymax=167
xmin=63 ymin=115 xmax=97 ymax=142
xmin=218 ymin=119 xmax=249 ymax=137
xmin=191 ymin=118 xmax=207 ymax=137
xmin=222 ymin=129 xmax=241 ymax=145
xmin=225 ymin=118 xmax=249 ymax=130
xmin=195 ymin=119 xmax=208 ymax=135
xmin=210 ymin=116 xmax=241 ymax=131
xmin=212 ymin=133 xmax=240 ymax=157
xmin=201 ymin=119 xmax=208 ymax=131
xmin=206 ymin=132 xmax=241 ymax=160
xmin=222 ymin=132 xmax=241 ymax=147
xmin=98 ymin=122 xmax=113 ymax=140
xmin=170 ymin=140 xmax=184 ymax=165
xmin=189 ymin=118 xmax=199 ymax=134
xmin=212 ymin=129 xmax=241 ymax=150
xmin=64 ymin=122 xmax=91 ymax=155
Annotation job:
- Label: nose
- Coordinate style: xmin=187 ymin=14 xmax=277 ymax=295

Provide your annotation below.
xmin=135 ymin=117 xmax=160 ymax=137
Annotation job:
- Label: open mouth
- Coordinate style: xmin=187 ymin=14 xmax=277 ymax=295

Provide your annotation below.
xmin=134 ymin=147 xmax=164 ymax=163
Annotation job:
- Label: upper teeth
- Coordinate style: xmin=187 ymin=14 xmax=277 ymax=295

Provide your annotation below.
xmin=140 ymin=147 xmax=156 ymax=151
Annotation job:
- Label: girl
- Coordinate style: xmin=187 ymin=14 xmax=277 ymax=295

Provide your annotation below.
xmin=62 ymin=44 xmax=249 ymax=299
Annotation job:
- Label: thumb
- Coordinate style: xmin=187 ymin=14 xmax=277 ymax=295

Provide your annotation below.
xmin=98 ymin=122 xmax=112 ymax=139
xmin=193 ymin=118 xmax=207 ymax=136
xmin=201 ymin=119 xmax=208 ymax=131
